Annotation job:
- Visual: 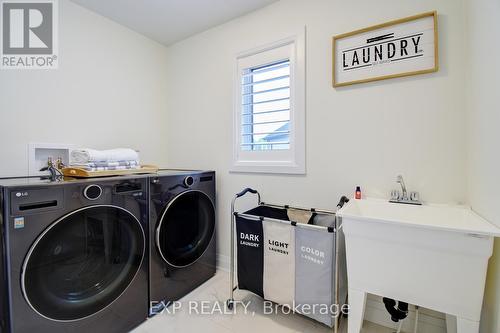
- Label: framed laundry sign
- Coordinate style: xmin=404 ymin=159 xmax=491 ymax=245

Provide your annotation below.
xmin=332 ymin=11 xmax=438 ymax=87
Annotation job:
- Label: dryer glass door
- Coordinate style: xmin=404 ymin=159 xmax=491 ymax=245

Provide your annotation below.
xmin=22 ymin=205 xmax=145 ymax=321
xmin=156 ymin=190 xmax=215 ymax=267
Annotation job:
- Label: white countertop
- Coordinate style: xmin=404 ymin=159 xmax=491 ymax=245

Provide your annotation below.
xmin=337 ymin=198 xmax=500 ymax=237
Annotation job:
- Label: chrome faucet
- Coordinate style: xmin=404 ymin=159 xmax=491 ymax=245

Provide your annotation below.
xmin=396 ymin=175 xmax=407 ymax=199
xmin=390 ymin=175 xmax=422 ymax=205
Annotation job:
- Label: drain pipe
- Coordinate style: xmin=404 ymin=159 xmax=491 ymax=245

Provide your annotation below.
xmin=383 ymin=298 xmax=409 ymax=322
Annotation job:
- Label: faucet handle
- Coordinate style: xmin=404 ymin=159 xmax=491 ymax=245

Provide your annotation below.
xmin=390 ymin=190 xmax=400 ymax=200
xmin=410 ymin=191 xmax=420 ymax=202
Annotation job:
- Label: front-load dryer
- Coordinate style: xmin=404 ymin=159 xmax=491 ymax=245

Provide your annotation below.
xmin=148 ymin=170 xmax=216 ymax=314
xmin=0 ymin=175 xmax=149 ymax=333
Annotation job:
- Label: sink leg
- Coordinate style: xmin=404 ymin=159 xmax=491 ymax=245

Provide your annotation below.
xmin=347 ymin=288 xmax=366 ymax=333
xmin=445 ymin=314 xmax=457 ymax=333
xmin=456 ymin=317 xmax=479 ymax=333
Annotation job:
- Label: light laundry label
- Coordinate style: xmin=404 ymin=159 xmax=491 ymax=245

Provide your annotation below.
xmin=268 ymin=239 xmax=290 ymax=255
xmin=263 ymin=220 xmax=295 ymax=305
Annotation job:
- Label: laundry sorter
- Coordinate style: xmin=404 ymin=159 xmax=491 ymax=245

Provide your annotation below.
xmin=227 ymin=188 xmax=349 ymax=332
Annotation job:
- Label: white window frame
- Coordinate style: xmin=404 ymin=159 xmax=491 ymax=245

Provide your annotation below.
xmin=231 ymin=29 xmax=306 ymax=174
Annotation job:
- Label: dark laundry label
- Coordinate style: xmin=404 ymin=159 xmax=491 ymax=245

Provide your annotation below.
xmin=236 ymin=216 xmax=264 ymax=297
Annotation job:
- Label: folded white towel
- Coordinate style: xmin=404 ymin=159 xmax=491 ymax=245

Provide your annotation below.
xmin=71 ymin=148 xmax=139 ymax=164
xmin=71 ymin=160 xmax=139 ymax=168
xmin=79 ymin=165 xmax=141 ymax=172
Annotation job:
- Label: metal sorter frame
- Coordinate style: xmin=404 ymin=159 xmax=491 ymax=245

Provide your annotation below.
xmin=226 ymin=188 xmax=349 ymax=333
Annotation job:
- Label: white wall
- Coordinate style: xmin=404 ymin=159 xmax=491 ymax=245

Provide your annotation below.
xmin=0 ymin=0 xmax=169 ymax=177
xmin=164 ymin=0 xmax=466 ymax=267
xmin=464 ymin=0 xmax=500 ymax=332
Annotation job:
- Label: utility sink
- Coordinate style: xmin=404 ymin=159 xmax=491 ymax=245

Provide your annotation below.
xmin=337 ymin=198 xmax=500 ymax=333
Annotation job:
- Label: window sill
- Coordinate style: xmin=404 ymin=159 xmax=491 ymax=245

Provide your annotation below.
xmin=230 ymin=161 xmax=305 ymax=175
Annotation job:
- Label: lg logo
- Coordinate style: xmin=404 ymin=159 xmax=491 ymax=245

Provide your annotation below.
xmin=1 ymin=0 xmax=58 ymax=69
xmin=15 ymin=192 xmax=28 ymax=197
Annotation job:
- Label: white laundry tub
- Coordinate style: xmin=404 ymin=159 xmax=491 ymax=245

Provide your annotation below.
xmin=337 ymin=199 xmax=500 ymax=333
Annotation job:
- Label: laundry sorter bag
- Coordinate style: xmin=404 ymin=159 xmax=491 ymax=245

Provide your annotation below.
xmin=336 ymin=227 xmax=348 ymax=307
xmin=263 ymin=220 xmax=295 ymax=306
xmin=235 ymin=214 xmax=264 ymax=297
xmin=287 ymin=208 xmax=314 ymax=224
xmin=295 ymin=226 xmax=336 ymax=327
xmin=311 ymin=213 xmax=348 ymax=307
xmin=246 ymin=205 xmax=289 ymax=220
xmin=311 ymin=213 xmax=336 ymax=228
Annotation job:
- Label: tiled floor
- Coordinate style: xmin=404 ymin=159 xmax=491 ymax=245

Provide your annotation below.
xmin=132 ymin=272 xmax=393 ymax=333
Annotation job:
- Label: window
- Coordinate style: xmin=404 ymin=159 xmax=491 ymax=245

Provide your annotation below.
xmin=241 ymin=60 xmax=291 ymax=151
xmin=232 ymin=30 xmax=305 ymax=174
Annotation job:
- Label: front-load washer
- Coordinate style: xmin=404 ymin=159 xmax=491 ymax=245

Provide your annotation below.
xmin=149 ymin=170 xmax=216 ymax=314
xmin=0 ymin=175 xmax=149 ymax=333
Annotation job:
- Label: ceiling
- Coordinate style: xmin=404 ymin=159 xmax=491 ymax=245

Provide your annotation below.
xmin=70 ymin=0 xmax=279 ymax=46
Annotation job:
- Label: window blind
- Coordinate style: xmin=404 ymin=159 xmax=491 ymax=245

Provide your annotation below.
xmin=241 ymin=60 xmax=291 ymax=151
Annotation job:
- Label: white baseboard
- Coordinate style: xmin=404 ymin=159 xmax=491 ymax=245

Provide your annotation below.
xmin=364 ymin=295 xmax=447 ymax=333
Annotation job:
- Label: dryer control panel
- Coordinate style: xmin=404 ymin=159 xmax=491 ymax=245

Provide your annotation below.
xmin=10 ymin=187 xmax=64 ymax=216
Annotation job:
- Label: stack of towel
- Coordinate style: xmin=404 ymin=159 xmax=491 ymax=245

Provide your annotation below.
xmin=70 ymin=148 xmax=140 ymax=171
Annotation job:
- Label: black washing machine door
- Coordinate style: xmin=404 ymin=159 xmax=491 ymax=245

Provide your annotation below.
xmin=21 ymin=205 xmax=145 ymax=322
xmin=156 ymin=190 xmax=215 ymax=268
